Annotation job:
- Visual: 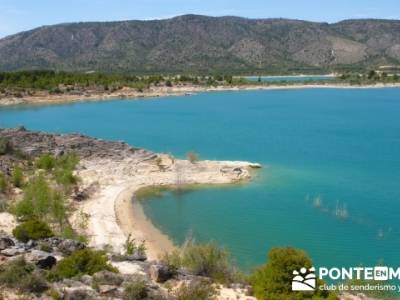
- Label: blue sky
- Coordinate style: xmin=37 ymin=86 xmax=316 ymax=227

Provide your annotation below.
xmin=1 ymin=0 xmax=399 ymax=38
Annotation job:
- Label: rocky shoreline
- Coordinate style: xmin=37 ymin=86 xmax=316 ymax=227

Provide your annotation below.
xmin=0 ymin=127 xmax=261 ymax=254
xmin=0 ymin=128 xmax=375 ymax=300
xmin=0 ymin=127 xmax=260 ymax=299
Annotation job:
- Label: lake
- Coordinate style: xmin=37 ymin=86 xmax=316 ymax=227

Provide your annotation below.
xmin=1 ymin=88 xmax=399 ymax=271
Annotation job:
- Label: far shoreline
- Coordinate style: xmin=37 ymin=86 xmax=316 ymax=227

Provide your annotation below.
xmin=1 ymin=82 xmax=400 ymax=108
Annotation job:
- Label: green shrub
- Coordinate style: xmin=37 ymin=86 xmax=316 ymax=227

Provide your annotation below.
xmin=60 ymin=223 xmax=88 ymax=244
xmin=0 ymin=257 xmax=34 ymax=286
xmin=50 ymin=190 xmax=68 ymax=227
xmin=14 ymin=174 xmax=69 ymax=226
xmin=35 ymin=153 xmax=56 ymax=170
xmin=34 ymin=153 xmax=79 ymax=189
xmin=182 ymin=241 xmax=236 ymax=283
xmin=249 ymin=247 xmax=335 ymax=300
xmin=11 ymin=165 xmax=24 ymax=187
xmin=175 ymin=279 xmax=216 ymax=300
xmin=161 ymin=250 xmax=183 ymax=274
xmin=13 ymin=219 xmax=54 ymax=242
xmin=0 ymin=197 xmax=8 ymax=212
xmin=163 ymin=240 xmax=238 ymax=284
xmin=123 ymin=278 xmax=148 ymax=300
xmin=0 ymin=137 xmax=13 ymax=155
xmin=14 ymin=174 xmax=52 ymax=220
xmin=0 ymin=257 xmax=48 ymax=294
xmin=124 ymin=234 xmax=146 ymax=256
xmin=51 ymin=249 xmax=117 ymax=279
xmin=0 ymin=172 xmax=7 ymax=193
xmin=19 ymin=272 xmax=49 ymax=294
xmin=54 ymin=167 xmax=78 ymax=187
xmin=53 ymin=153 xmax=79 ymax=188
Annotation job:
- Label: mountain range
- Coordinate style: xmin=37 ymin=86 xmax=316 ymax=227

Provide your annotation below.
xmin=0 ymin=15 xmax=399 ymax=73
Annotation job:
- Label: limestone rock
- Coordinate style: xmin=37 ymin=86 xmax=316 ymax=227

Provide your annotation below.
xmin=0 ymin=237 xmax=14 ymax=250
xmin=58 ymin=239 xmax=85 ymax=255
xmin=80 ymin=274 xmax=93 ymax=286
xmin=93 ymin=270 xmax=124 ymax=286
xmin=26 ymin=249 xmax=57 ymax=269
xmin=149 ymin=264 xmax=172 ymax=283
xmin=1 ymin=247 xmax=25 ymax=256
xmin=64 ymin=287 xmax=97 ymax=300
xmin=98 ymin=284 xmax=118 ymax=294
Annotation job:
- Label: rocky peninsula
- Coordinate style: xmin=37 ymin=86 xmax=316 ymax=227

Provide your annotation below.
xmin=0 ymin=127 xmax=260 ymax=299
xmin=0 ymin=127 xmax=260 ymax=256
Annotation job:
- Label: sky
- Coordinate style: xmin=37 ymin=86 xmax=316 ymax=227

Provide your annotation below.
xmin=0 ymin=0 xmax=399 ymax=38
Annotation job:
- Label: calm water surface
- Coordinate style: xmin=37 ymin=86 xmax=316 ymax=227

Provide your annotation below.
xmin=1 ymin=88 xmax=399 ymax=271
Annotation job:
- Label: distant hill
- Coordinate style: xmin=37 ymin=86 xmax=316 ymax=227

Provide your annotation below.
xmin=0 ymin=15 xmax=399 ymax=73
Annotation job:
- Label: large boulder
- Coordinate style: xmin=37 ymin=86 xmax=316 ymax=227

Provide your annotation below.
xmin=126 ymin=251 xmax=147 ymax=262
xmin=80 ymin=274 xmax=93 ymax=286
xmin=149 ymin=264 xmax=172 ymax=283
xmin=1 ymin=247 xmax=25 ymax=256
xmin=64 ymin=288 xmax=98 ymax=300
xmin=93 ymin=270 xmax=124 ymax=286
xmin=72 ymin=182 xmax=99 ymax=202
xmin=25 ymin=249 xmax=57 ymax=269
xmin=0 ymin=237 xmax=14 ymax=250
xmin=25 ymin=249 xmax=51 ymax=261
xmin=37 ymin=255 xmax=57 ymax=269
xmin=57 ymin=239 xmax=85 ymax=255
xmin=98 ymin=284 xmax=118 ymax=295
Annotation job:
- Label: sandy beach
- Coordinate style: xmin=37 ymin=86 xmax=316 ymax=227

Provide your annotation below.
xmin=2 ymin=82 xmax=400 ymax=107
xmin=115 ymin=184 xmax=176 ymax=260
xmin=73 ymin=153 xmax=261 ymax=260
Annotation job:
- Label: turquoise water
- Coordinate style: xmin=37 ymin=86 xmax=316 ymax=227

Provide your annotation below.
xmin=245 ymin=75 xmax=335 ymax=82
xmin=1 ymin=88 xmax=400 ymax=272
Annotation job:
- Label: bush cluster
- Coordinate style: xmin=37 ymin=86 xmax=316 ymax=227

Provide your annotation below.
xmin=13 ymin=219 xmax=54 ymax=242
xmin=13 ymin=174 xmax=68 ymax=224
xmin=0 ymin=171 xmax=7 ymax=193
xmin=162 ymin=239 xmax=239 ymax=284
xmin=124 ymin=233 xmax=146 ymax=256
xmin=174 ymin=279 xmax=216 ymax=300
xmin=50 ymin=249 xmax=117 ymax=279
xmin=249 ymin=247 xmax=335 ymax=300
xmin=11 ymin=165 xmax=24 ymax=188
xmin=35 ymin=153 xmax=79 ymax=188
xmin=0 ymin=257 xmax=48 ymax=294
xmin=123 ymin=278 xmax=148 ymax=300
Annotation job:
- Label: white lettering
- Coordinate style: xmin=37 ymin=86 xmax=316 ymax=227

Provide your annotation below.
xmin=389 ymin=268 xmax=400 ymax=279
xmin=364 ymin=268 xmax=373 ymax=280
xmin=319 ymin=268 xmax=329 ymax=279
xmin=341 ymin=268 xmax=353 ymax=280
xmin=354 ymin=267 xmax=363 ymax=280
xmin=329 ymin=268 xmax=341 ymax=280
